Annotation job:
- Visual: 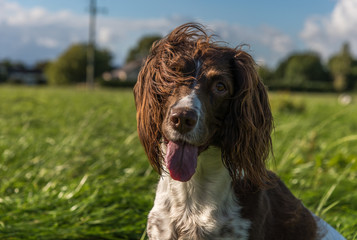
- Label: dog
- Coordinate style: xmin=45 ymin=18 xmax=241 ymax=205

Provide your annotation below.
xmin=134 ymin=23 xmax=345 ymax=240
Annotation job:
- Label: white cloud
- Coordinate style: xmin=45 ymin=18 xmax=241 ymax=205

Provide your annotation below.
xmin=260 ymin=26 xmax=294 ymax=54
xmin=93 ymin=16 xmax=184 ymax=62
xmin=300 ymin=0 xmax=357 ymax=59
xmin=0 ymin=0 xmax=87 ymax=63
xmin=0 ymin=0 xmax=294 ymax=67
xmin=36 ymin=37 xmax=60 ymax=48
xmin=0 ymin=0 xmax=184 ymax=64
xmin=208 ymin=22 xmax=294 ymax=66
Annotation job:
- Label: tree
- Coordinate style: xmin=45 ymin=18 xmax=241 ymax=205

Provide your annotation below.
xmin=274 ymin=52 xmax=331 ymax=90
xmin=285 ymin=52 xmax=329 ymax=82
xmin=328 ymin=42 xmax=354 ymax=91
xmin=125 ymin=35 xmax=161 ymax=63
xmin=34 ymin=60 xmax=50 ymax=71
xmin=45 ymin=43 xmax=112 ymax=85
xmin=258 ymin=65 xmax=274 ymax=85
xmin=351 ymin=59 xmax=357 ymax=90
xmin=274 ymin=55 xmax=293 ymax=81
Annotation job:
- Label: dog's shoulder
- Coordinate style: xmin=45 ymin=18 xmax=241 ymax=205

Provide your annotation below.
xmin=234 ymin=171 xmax=318 ymax=240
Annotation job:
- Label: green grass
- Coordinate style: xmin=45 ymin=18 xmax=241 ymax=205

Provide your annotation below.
xmin=0 ymin=86 xmax=356 ymax=239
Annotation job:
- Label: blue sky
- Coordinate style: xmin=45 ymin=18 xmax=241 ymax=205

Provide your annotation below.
xmin=1 ymin=0 xmax=356 ymax=67
xmin=13 ymin=0 xmax=334 ymax=31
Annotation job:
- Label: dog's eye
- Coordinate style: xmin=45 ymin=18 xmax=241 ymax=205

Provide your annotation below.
xmin=215 ymin=82 xmax=226 ymax=92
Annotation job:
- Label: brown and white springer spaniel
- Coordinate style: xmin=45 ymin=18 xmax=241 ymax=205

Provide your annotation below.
xmin=134 ymin=23 xmax=345 ymax=240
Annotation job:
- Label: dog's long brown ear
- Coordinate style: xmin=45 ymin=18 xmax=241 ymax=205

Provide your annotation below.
xmin=221 ymin=49 xmax=273 ymax=189
xmin=133 ymin=49 xmax=164 ymax=175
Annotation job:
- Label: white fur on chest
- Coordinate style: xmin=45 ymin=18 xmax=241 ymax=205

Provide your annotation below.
xmin=147 ymin=148 xmax=251 ymax=240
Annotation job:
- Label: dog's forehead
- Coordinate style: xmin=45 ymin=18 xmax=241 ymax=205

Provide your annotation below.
xmin=194 ymin=59 xmax=202 ymax=79
xmin=199 ymin=60 xmax=232 ymax=81
xmin=198 ymin=53 xmax=232 ymax=71
xmin=172 ymin=57 xmax=231 ymax=87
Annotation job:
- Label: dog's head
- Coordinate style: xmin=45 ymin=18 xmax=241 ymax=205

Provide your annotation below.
xmin=134 ymin=23 xmax=273 ymax=188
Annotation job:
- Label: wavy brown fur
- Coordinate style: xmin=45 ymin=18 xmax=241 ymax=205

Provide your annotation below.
xmin=134 ymin=23 xmax=273 ymax=188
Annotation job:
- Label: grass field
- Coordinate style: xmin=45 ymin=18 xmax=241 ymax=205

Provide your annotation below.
xmin=0 ymin=86 xmax=356 ymax=239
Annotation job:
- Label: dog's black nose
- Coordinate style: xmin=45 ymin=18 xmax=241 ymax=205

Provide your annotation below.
xmin=169 ymin=108 xmax=198 ymax=133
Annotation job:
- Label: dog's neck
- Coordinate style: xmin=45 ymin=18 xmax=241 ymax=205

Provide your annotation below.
xmin=166 ymin=147 xmax=232 ymax=208
xmin=147 ymin=147 xmax=250 ymax=239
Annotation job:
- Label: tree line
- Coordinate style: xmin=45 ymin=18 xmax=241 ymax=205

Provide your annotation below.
xmin=0 ymin=36 xmax=356 ymax=92
xmin=259 ymin=43 xmax=357 ymax=92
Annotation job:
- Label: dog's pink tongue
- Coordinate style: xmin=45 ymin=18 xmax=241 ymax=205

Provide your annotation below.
xmin=165 ymin=141 xmax=198 ymax=182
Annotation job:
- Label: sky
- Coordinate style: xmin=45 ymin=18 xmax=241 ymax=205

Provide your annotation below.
xmin=0 ymin=0 xmax=356 ymax=68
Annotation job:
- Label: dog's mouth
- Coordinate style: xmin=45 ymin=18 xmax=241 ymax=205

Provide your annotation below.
xmin=164 ymin=140 xmax=197 ymax=182
xmin=163 ymin=138 xmax=208 ymax=182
